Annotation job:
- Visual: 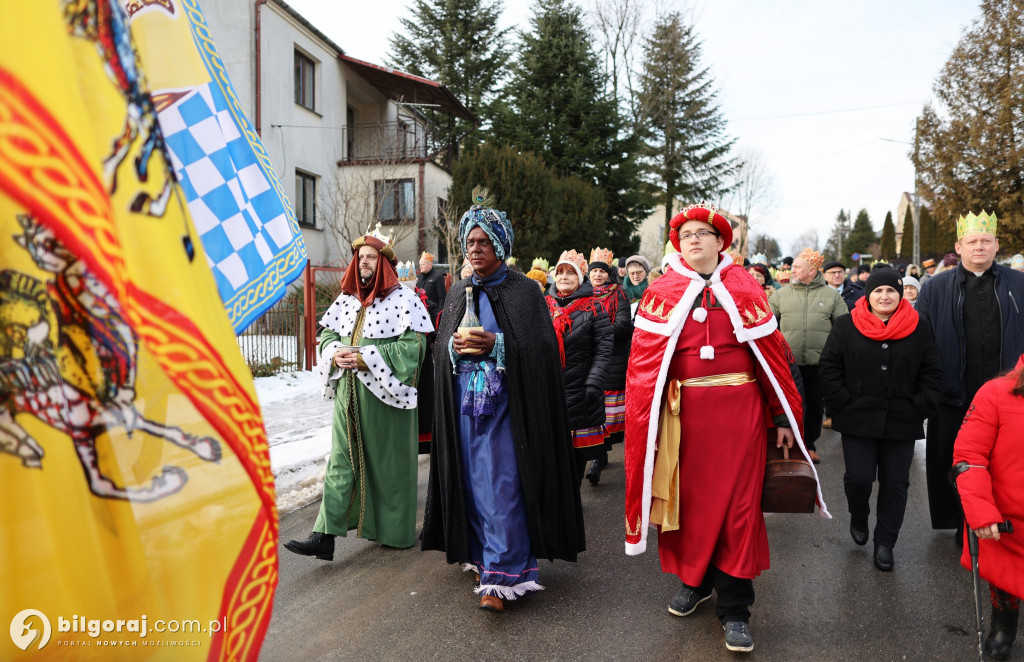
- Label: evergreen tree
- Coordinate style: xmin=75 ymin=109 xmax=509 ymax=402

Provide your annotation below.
xmin=388 ymin=0 xmax=512 ymax=163
xmin=900 ymin=206 xmax=914 ymax=259
xmin=449 ymin=143 xmax=608 ymax=260
xmin=823 ymin=209 xmax=851 ymax=262
xmin=845 ymin=209 xmax=877 ymax=258
xmin=879 ymin=211 xmax=896 ymax=260
xmin=635 ymin=12 xmax=737 ymax=236
xmin=487 ymin=0 xmax=648 ymax=257
xmin=914 ymin=0 xmax=1024 ymax=252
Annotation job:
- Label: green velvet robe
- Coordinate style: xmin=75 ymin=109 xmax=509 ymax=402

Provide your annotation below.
xmin=315 ymin=310 xmax=427 ymax=548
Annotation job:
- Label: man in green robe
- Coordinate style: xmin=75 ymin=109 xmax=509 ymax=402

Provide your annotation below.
xmin=284 ymin=224 xmax=433 ymax=559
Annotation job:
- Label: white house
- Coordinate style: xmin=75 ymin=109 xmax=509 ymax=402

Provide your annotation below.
xmin=202 ymin=0 xmax=474 ymax=267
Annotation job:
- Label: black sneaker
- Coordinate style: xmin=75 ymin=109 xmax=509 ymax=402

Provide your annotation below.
xmin=668 ymin=586 xmax=711 ymax=617
xmin=723 ymin=621 xmax=754 ymax=652
xmin=284 ymin=531 xmax=335 ymax=561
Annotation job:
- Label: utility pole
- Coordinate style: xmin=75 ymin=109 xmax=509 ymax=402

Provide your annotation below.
xmin=912 ymin=120 xmax=921 ymax=266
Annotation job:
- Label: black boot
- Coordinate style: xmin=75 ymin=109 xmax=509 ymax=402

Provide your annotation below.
xmin=985 ymin=606 xmax=1019 ymax=661
xmin=873 ymin=543 xmax=894 ymax=572
xmin=284 ymin=531 xmax=335 ymax=561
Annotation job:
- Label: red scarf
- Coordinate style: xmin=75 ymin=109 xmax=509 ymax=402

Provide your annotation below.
xmin=546 ymin=293 xmax=601 ymax=368
xmin=592 ymin=283 xmax=622 ymax=323
xmin=850 ymin=296 xmax=918 ymax=340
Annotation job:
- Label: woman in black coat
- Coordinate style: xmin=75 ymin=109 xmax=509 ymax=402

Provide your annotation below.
xmin=819 ymin=268 xmax=942 ymax=573
xmin=546 ymin=250 xmax=613 ymax=487
xmin=584 ymin=250 xmax=632 ymax=485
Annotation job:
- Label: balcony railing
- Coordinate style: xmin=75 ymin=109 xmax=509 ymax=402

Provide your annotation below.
xmin=341 ymin=121 xmax=445 ymax=163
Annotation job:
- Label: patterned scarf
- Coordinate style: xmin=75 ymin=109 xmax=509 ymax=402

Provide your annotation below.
xmin=546 ymin=292 xmax=601 ymax=368
xmin=592 ymin=282 xmax=622 ymax=323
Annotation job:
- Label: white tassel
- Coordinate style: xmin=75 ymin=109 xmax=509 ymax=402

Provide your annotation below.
xmin=692 ymin=307 xmax=708 ymax=323
xmin=474 ymin=581 xmax=545 ymax=600
xmin=700 ymin=345 xmax=715 ymax=360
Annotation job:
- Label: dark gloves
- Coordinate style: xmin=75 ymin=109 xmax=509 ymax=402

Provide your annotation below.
xmin=586 ymin=386 xmax=604 ymax=409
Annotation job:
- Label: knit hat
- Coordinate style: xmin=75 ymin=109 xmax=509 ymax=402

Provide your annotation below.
xmin=624 ymin=254 xmax=650 ymax=273
xmin=822 ymin=260 xmax=845 ymax=273
xmin=781 ymin=256 xmax=794 ymax=266
xmin=943 ymin=252 xmax=959 ymax=267
xmin=864 ymin=267 xmax=903 ymax=300
xmin=857 ymin=264 xmax=871 ymax=275
xmin=525 ymin=268 xmax=548 ymax=289
xmin=902 ymin=275 xmax=921 ymax=291
xmin=668 ymin=202 xmax=733 ymax=252
xmin=589 ymin=247 xmax=614 ymax=274
xmin=556 ymin=249 xmax=587 ymax=281
xmin=797 ymin=248 xmax=824 ymax=271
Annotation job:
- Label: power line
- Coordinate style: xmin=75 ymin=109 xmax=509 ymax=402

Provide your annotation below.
xmin=731 ymin=102 xmax=918 ymax=122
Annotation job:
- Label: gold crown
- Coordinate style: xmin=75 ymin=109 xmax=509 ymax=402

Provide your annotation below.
xmin=353 ymin=222 xmax=397 ymax=261
xmin=957 ymin=210 xmax=997 ymax=239
xmin=590 ymin=247 xmax=614 ymax=266
xmin=532 ymin=257 xmax=550 ymax=271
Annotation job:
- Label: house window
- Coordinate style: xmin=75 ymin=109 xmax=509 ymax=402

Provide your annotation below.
xmin=375 ymin=179 xmax=415 ymax=224
xmin=295 ymin=170 xmax=317 ymax=228
xmin=294 ymin=50 xmax=315 ymax=110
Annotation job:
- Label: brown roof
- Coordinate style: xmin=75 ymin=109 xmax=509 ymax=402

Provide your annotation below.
xmin=339 ymin=55 xmax=476 ymax=123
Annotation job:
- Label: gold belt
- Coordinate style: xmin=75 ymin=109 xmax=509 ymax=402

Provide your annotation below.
xmin=680 ymin=372 xmax=756 ymax=387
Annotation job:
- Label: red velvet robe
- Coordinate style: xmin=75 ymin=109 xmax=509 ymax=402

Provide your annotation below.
xmin=954 ymin=357 xmax=1024 ymax=598
xmin=623 ymin=253 xmax=830 ymax=567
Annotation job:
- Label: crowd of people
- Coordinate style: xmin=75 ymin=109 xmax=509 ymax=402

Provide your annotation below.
xmin=284 ymin=201 xmax=1024 ymax=658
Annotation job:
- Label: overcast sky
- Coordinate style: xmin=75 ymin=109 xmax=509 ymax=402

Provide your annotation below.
xmin=286 ymin=0 xmax=979 ymax=259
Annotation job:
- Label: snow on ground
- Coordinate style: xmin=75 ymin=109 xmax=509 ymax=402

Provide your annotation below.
xmin=254 ymin=370 xmax=333 ymax=514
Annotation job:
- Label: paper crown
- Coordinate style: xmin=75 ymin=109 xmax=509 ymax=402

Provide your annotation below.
xmin=532 ymin=257 xmax=550 ymax=271
xmin=798 ymin=247 xmax=824 ymax=271
xmin=749 ymin=252 xmax=768 ymax=267
xmin=726 ymin=249 xmax=745 ymax=266
xmin=396 ymin=260 xmax=418 ymax=280
xmin=589 ymin=247 xmax=614 ymax=267
xmin=556 ymin=249 xmax=588 ymax=280
xmin=353 ymin=222 xmax=397 ymax=262
xmin=922 ymin=259 xmax=936 ymax=268
xmin=957 ymin=210 xmax=997 ymax=239
xmin=420 ymin=251 xmax=435 ymax=262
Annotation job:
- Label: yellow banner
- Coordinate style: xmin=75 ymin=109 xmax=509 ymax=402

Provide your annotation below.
xmin=0 ymin=2 xmax=276 ymax=660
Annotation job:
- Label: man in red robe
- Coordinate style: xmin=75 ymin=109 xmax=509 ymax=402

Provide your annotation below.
xmin=623 ymin=203 xmax=831 ymax=654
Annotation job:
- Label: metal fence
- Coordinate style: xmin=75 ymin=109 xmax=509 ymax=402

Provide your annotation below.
xmin=303 ymin=262 xmax=347 ymax=370
xmin=237 ymin=293 xmax=303 ymax=377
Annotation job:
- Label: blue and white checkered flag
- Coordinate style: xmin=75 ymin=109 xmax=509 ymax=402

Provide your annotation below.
xmin=151 ymin=2 xmax=306 ymax=334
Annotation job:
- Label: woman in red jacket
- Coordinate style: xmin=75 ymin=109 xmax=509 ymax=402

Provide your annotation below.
xmin=953 ymin=356 xmax=1024 ymax=661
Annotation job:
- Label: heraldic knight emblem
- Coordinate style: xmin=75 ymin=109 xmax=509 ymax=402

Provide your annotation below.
xmin=0 ymin=215 xmax=221 ymax=501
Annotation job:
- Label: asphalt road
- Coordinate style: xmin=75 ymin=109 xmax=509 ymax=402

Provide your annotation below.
xmin=260 ymin=429 xmax=1010 ymax=662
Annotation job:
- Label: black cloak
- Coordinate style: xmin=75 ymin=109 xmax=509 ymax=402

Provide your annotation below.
xmin=421 ymin=270 xmax=585 ymax=563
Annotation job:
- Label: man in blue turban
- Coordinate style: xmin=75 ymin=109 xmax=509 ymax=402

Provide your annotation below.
xmin=422 ymin=190 xmax=585 ymax=612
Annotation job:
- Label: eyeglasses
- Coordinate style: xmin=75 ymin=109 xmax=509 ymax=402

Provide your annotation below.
xmin=679 ymin=230 xmax=719 ymax=242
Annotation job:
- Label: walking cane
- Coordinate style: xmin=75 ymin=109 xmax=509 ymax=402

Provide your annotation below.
xmin=966 ymin=518 xmax=1013 ymax=662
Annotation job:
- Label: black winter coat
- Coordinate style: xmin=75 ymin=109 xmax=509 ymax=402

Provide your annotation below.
xmin=819 ymin=313 xmax=942 ymax=440
xmin=546 ymin=283 xmax=613 ymax=432
xmin=416 ymin=268 xmax=448 ymax=321
xmin=915 ymin=263 xmax=1024 ymax=406
xmin=839 ymin=279 xmax=864 ymax=312
xmin=593 ymin=284 xmax=632 ymax=391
